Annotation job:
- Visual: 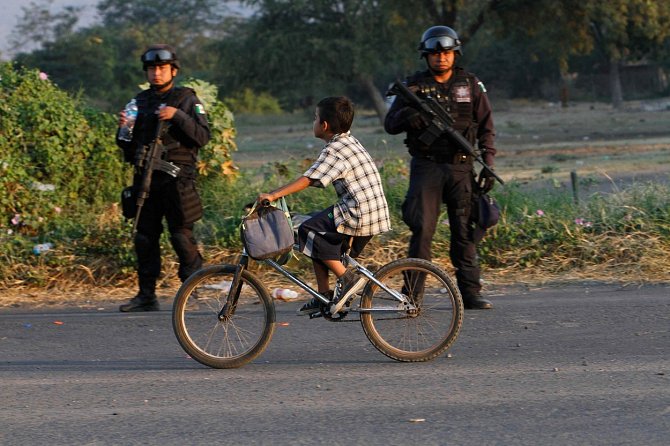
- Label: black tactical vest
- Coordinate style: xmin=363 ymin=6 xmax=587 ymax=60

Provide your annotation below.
xmin=405 ymin=68 xmax=475 ymax=156
xmin=133 ymin=87 xmax=197 ymax=168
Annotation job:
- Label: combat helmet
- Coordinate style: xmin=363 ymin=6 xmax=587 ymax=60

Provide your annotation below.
xmin=141 ymin=44 xmax=180 ymax=70
xmin=418 ymin=26 xmax=462 ymax=56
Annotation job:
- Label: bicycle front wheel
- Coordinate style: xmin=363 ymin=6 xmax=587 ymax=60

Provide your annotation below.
xmin=172 ymin=264 xmax=275 ymax=369
xmin=360 ymin=258 xmax=463 ymax=362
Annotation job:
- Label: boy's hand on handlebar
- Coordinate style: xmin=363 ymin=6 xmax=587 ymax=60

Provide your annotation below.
xmin=257 ymin=193 xmax=273 ymax=205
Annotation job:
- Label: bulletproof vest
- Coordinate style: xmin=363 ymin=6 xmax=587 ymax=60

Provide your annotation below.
xmin=406 ymin=68 xmax=475 ymax=155
xmin=133 ymin=86 xmax=197 ymax=168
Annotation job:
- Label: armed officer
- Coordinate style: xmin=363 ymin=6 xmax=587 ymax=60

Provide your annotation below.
xmin=384 ymin=26 xmax=496 ymax=309
xmin=116 ymin=44 xmax=210 ymax=312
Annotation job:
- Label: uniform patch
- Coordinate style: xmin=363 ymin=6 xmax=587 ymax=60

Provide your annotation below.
xmin=478 ymin=81 xmax=487 ymax=93
xmin=195 ymin=103 xmax=206 ymax=114
xmin=454 ymin=85 xmax=471 ymax=103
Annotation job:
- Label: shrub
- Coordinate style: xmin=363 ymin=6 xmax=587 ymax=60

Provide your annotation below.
xmin=223 ymin=88 xmax=283 ymax=115
xmin=0 ymin=64 xmax=238 ymax=287
xmin=0 ymin=62 xmax=125 ymax=237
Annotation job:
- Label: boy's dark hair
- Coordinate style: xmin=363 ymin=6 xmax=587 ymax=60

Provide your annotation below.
xmin=317 ymin=96 xmax=354 ymax=134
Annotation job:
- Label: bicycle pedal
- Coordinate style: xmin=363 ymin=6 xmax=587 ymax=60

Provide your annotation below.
xmin=308 ymin=311 xmax=323 ymax=319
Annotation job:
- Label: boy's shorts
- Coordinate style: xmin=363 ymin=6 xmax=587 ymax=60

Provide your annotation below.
xmin=298 ymin=206 xmax=372 ymax=260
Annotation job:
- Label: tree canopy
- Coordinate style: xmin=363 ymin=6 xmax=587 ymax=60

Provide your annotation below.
xmin=10 ymin=0 xmax=670 ymax=113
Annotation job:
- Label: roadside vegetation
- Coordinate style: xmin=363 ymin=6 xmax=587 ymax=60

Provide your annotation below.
xmin=1 ymin=64 xmax=669 ymax=304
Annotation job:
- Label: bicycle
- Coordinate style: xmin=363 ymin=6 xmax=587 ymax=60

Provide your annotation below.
xmin=172 ymin=217 xmax=464 ymax=369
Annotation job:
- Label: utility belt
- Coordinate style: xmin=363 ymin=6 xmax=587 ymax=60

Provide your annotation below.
xmin=406 ymin=133 xmax=475 ymax=165
xmin=419 ymin=153 xmax=472 ymax=164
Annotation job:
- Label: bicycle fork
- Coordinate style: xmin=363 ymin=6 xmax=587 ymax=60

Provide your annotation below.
xmin=218 ymin=256 xmax=248 ymax=321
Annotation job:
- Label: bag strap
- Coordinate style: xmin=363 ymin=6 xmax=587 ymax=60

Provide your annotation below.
xmin=241 ymin=197 xmax=294 ymax=239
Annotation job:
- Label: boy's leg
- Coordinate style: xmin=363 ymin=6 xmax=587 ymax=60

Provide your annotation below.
xmin=322 ymin=259 xmax=346 ymax=278
xmin=298 ymin=258 xmax=331 ymax=315
xmin=332 ymin=235 xmax=373 ymax=304
xmin=312 ymin=259 xmax=335 ymax=293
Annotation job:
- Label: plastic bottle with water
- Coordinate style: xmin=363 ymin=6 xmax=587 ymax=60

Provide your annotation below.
xmin=118 ymin=99 xmax=138 ymax=142
xmin=272 ymin=288 xmax=298 ymax=301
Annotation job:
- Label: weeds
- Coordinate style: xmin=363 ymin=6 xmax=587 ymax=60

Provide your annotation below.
xmin=2 ymin=160 xmax=669 ymax=294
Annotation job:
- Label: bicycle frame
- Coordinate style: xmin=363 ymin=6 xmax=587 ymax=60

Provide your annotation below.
xmin=175 ymin=242 xmax=463 ymax=368
xmin=219 ymin=244 xmax=416 ymax=319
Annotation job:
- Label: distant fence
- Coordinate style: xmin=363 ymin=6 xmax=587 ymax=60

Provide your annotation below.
xmin=576 ymin=64 xmax=668 ymax=100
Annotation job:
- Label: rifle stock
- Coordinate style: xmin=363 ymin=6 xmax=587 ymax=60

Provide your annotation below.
xmin=390 ymin=80 xmax=504 ymax=186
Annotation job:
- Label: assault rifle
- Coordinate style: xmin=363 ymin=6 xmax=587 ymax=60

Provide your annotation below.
xmin=132 ymin=120 xmax=181 ymax=233
xmin=389 ymin=80 xmax=504 ymax=185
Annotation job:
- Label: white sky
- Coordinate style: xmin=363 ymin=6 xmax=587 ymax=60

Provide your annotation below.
xmin=0 ymin=1 xmax=251 ymax=60
xmin=0 ymin=0 xmax=98 ymax=60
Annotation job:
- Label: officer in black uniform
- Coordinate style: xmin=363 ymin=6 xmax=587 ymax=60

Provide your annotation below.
xmin=116 ymin=44 xmax=210 ymax=312
xmin=385 ymin=26 xmax=497 ymax=309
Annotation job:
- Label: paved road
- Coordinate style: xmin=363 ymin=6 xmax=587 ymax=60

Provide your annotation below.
xmin=1 ymin=284 xmax=668 ymax=445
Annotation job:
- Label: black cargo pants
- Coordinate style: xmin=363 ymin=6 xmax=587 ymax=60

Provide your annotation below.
xmin=133 ymin=175 xmax=203 ymax=299
xmin=401 ymin=156 xmax=481 ymax=300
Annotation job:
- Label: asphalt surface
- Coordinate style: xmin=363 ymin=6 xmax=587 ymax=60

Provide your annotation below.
xmin=1 ymin=283 xmax=668 ymax=445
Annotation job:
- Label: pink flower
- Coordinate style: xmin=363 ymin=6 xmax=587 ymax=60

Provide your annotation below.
xmin=575 ymin=217 xmax=593 ymax=227
xmin=39 ymin=72 xmax=48 ymax=80
xmin=54 ymin=206 xmax=62 ymax=214
xmin=11 ymin=214 xmax=20 ymax=225
xmin=536 ymin=209 xmax=544 ymax=216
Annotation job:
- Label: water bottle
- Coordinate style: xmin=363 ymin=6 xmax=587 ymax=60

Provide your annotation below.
xmin=33 ymin=243 xmax=54 ymax=255
xmin=118 ymin=98 xmax=138 ymax=142
xmin=272 ymin=288 xmax=298 ymax=301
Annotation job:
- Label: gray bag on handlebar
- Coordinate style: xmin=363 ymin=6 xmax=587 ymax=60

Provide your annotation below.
xmin=241 ymin=198 xmax=294 ymax=261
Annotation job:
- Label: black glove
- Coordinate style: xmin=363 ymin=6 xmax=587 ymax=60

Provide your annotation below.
xmin=478 ymin=167 xmax=496 ymax=193
xmin=399 ymin=107 xmax=428 ymax=130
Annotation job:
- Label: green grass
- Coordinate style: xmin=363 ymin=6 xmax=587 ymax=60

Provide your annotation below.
xmin=2 ymin=105 xmax=670 ymax=292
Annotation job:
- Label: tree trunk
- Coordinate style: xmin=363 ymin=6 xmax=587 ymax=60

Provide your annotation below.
xmin=609 ymin=58 xmax=623 ymax=109
xmin=359 ymin=75 xmax=388 ymax=126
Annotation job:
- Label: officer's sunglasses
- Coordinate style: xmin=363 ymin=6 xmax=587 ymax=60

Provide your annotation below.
xmin=142 ymin=49 xmax=175 ymax=63
xmin=423 ymin=36 xmax=458 ymax=52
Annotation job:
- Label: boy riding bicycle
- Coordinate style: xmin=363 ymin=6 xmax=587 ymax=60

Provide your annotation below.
xmin=258 ymin=96 xmax=391 ymax=315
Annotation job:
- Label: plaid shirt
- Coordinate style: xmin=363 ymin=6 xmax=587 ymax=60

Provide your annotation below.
xmin=304 ymin=132 xmax=391 ymax=236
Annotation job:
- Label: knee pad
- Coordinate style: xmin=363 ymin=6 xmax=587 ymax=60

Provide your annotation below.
xmin=134 ymin=232 xmax=158 ymax=251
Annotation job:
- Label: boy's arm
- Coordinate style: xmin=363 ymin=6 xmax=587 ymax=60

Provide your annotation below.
xmin=258 ymin=176 xmax=316 ymax=203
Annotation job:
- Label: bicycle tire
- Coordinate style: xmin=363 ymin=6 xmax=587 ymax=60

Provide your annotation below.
xmin=172 ymin=264 xmax=275 ymax=369
xmin=359 ymin=258 xmax=463 ymax=362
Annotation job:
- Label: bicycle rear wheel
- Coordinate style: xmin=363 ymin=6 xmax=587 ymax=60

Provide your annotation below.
xmin=359 ymin=258 xmax=463 ymax=362
xmin=172 ymin=264 xmax=275 ymax=369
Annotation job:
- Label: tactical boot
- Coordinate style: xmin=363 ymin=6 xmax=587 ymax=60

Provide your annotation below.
xmin=119 ymin=295 xmax=159 ymax=312
xmin=463 ymin=293 xmax=493 ymax=310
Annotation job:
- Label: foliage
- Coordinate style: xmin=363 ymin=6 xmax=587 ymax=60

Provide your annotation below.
xmin=0 ymin=62 xmax=125 ymax=238
xmin=223 ymin=88 xmax=282 ymax=115
xmin=477 ymin=181 xmax=670 ymax=276
xmin=0 ymin=64 xmax=238 ymax=287
xmin=215 ymin=0 xmax=424 ymax=115
xmin=179 ymin=78 xmax=238 ymax=178
xmin=9 ymin=0 xmax=670 ymax=111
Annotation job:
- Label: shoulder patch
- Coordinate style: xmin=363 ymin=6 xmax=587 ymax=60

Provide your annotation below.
xmin=478 ymin=81 xmax=487 ymax=93
xmin=195 ymin=103 xmax=206 ymax=114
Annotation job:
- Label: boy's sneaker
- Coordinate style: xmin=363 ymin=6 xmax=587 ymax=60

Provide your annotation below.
xmin=297 ymin=297 xmax=321 ymax=315
xmin=297 ymin=290 xmax=332 ymax=316
xmin=334 ymin=269 xmax=366 ymax=305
